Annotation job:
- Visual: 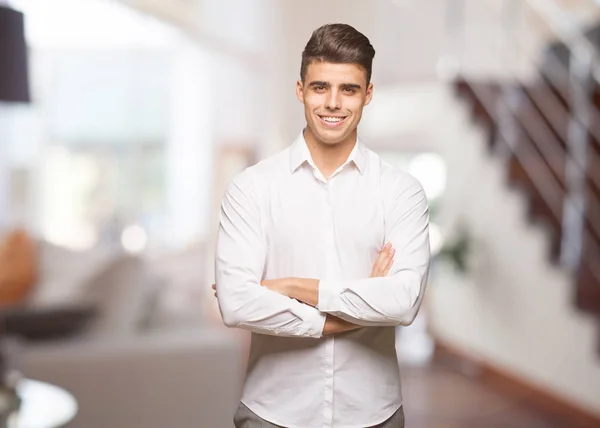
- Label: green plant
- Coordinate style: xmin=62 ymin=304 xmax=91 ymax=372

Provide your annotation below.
xmin=436 ymin=225 xmax=471 ymax=273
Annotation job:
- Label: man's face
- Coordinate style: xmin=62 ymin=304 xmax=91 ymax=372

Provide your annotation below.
xmin=296 ymin=61 xmax=373 ymax=146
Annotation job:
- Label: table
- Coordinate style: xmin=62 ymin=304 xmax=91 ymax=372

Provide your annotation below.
xmin=8 ymin=380 xmax=78 ymax=428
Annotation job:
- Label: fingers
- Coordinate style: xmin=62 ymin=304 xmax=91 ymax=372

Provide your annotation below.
xmin=370 ymin=243 xmax=395 ymax=277
xmin=382 ymin=248 xmax=395 ymax=276
xmin=370 ymin=254 xmax=383 ymax=278
xmin=370 ymin=245 xmax=388 ymax=277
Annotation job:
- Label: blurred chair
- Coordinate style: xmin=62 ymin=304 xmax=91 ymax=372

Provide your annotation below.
xmin=0 ymin=229 xmax=37 ymax=306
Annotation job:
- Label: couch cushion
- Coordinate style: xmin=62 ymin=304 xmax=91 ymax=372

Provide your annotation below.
xmin=80 ymin=255 xmax=146 ymax=338
xmin=28 ymin=241 xmax=114 ymax=307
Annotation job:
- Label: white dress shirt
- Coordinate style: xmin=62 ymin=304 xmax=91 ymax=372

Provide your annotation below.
xmin=215 ymin=131 xmax=430 ymax=428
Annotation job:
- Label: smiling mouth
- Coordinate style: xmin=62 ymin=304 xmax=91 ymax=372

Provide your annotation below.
xmin=318 ymin=115 xmax=347 ymax=127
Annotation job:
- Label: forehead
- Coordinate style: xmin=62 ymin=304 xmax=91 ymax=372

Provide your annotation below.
xmin=305 ymin=61 xmax=367 ymax=85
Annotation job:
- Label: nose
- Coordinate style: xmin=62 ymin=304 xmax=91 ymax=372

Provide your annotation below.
xmin=325 ymin=89 xmax=341 ymax=110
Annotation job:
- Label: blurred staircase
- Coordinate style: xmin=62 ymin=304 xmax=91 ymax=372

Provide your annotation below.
xmin=452 ymin=18 xmax=600 ymax=351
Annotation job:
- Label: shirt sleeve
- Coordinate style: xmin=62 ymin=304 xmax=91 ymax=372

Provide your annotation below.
xmin=317 ymin=173 xmax=430 ymax=327
xmin=215 ymin=170 xmax=327 ymax=338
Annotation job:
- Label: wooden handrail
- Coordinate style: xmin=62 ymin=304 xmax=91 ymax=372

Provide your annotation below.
xmin=462 ymin=82 xmax=600 ymax=283
xmin=535 ymin=53 xmax=600 ymax=155
xmin=508 ymin=88 xmax=600 ymax=243
xmin=465 ymin=84 xmax=565 ymax=222
xmin=513 ymin=92 xmax=567 ymax=187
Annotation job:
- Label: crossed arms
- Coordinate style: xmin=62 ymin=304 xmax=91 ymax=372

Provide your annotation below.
xmin=214 ymin=244 xmax=395 ymax=335
xmin=213 ymin=172 xmax=430 ymax=339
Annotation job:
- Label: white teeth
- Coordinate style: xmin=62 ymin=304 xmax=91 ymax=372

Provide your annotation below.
xmin=321 ymin=116 xmax=344 ymax=123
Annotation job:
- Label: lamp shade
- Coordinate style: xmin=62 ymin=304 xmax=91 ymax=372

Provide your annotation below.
xmin=0 ymin=5 xmax=30 ymax=103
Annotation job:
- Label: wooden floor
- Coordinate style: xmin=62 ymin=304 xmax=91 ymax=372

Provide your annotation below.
xmin=400 ymin=361 xmax=581 ymax=428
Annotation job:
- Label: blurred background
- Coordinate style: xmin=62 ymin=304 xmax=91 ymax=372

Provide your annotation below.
xmin=0 ymin=0 xmax=600 ymax=427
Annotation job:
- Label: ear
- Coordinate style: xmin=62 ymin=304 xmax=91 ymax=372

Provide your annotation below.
xmin=364 ymin=82 xmax=374 ymax=106
xmin=296 ymin=80 xmax=305 ymax=103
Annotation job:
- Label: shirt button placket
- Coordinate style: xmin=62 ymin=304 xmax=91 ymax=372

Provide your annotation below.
xmin=324 ymin=339 xmax=334 ymax=427
xmin=323 ymin=180 xmax=335 ymax=428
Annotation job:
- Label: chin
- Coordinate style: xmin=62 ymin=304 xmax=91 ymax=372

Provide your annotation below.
xmin=320 ymin=130 xmax=352 ymax=146
xmin=307 ymin=125 xmax=346 ymax=145
xmin=320 ymin=136 xmax=346 ymax=146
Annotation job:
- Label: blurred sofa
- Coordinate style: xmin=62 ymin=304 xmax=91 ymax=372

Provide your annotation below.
xmin=17 ymin=241 xmax=246 ymax=428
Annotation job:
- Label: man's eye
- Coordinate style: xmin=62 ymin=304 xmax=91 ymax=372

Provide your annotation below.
xmin=314 ymin=86 xmax=325 ymax=91
xmin=344 ymin=88 xmax=356 ymax=93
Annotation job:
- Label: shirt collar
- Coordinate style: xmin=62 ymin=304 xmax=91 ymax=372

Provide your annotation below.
xmin=289 ymin=130 xmax=367 ymax=175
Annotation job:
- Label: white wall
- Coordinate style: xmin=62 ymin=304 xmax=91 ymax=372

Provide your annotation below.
xmin=165 ymin=37 xmax=214 ymax=247
xmin=0 ymin=103 xmax=40 ymax=231
xmin=0 ymin=106 xmax=8 ymax=229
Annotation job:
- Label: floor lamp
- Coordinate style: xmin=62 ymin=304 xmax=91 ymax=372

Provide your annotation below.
xmin=0 ymin=3 xmax=30 ymax=422
xmin=0 ymin=3 xmax=30 ymax=231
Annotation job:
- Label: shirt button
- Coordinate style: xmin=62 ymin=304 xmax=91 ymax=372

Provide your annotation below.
xmin=308 ymin=329 xmax=316 ymax=336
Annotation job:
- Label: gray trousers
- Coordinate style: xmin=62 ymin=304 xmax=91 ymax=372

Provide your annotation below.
xmin=233 ymin=402 xmax=405 ymax=428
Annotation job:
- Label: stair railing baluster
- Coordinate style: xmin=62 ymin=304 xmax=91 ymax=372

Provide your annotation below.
xmin=561 ymin=45 xmax=593 ymax=272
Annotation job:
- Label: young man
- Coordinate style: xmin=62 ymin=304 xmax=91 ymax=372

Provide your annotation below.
xmin=214 ymin=23 xmax=430 ymax=428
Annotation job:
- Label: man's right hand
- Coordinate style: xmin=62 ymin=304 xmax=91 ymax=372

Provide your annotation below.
xmin=370 ymin=242 xmax=395 ymax=278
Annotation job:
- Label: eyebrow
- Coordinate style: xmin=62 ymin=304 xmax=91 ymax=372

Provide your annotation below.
xmin=308 ymin=81 xmax=363 ymax=90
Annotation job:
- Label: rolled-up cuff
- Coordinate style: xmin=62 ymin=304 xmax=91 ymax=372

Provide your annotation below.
xmin=316 ymin=279 xmax=341 ymax=314
xmin=294 ymin=303 xmax=327 ymax=338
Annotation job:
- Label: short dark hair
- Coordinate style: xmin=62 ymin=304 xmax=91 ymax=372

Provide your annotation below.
xmin=300 ymin=23 xmax=376 ymax=85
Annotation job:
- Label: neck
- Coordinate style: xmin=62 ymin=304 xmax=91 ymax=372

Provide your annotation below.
xmin=303 ymin=127 xmax=357 ymax=180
